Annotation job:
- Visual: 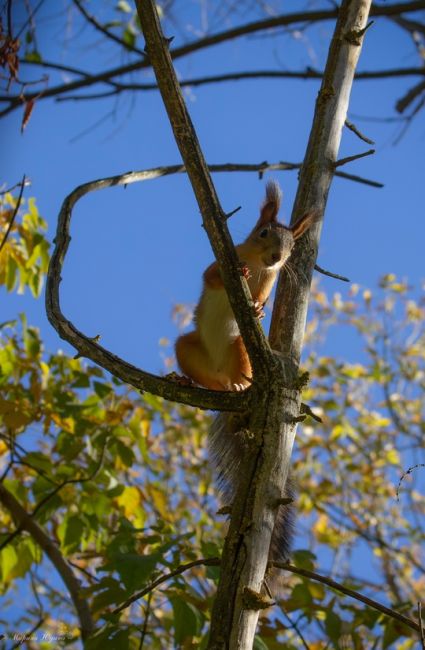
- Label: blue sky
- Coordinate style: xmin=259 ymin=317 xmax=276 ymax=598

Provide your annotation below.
xmin=2 ymin=0 xmax=424 ymax=376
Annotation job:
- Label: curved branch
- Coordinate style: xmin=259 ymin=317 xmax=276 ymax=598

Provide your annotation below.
xmin=45 ymin=166 xmax=254 ymax=413
xmin=0 ymin=482 xmax=95 ymax=640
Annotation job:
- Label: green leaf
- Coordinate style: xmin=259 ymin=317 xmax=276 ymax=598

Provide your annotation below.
xmin=325 ymin=609 xmax=342 ymax=643
xmin=91 ymin=578 xmax=129 ymax=613
xmin=24 ymin=50 xmax=42 ymax=63
xmin=0 ymin=546 xmax=18 ymax=582
xmin=253 ymin=637 xmax=270 ymax=650
xmin=94 ymin=381 xmax=112 ymax=398
xmin=23 ymin=326 xmax=41 ymax=358
xmin=170 ymin=595 xmax=203 ymax=644
xmin=382 ymin=619 xmax=403 ymax=649
xmin=6 ymin=256 xmax=18 ymax=291
xmin=61 ymin=515 xmax=85 ymax=553
xmin=22 ymin=451 xmax=51 ymax=473
xmin=122 ymin=27 xmax=135 ymax=50
xmin=292 ymin=549 xmax=316 ymax=571
xmin=102 ymin=552 xmax=159 ymax=592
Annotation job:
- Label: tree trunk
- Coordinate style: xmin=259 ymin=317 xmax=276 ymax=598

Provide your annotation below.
xmin=210 ymin=1 xmax=373 ymax=648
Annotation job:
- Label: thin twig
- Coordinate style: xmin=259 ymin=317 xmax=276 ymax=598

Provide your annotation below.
xmin=110 ymin=558 xmax=219 ymax=615
xmin=10 ymin=616 xmax=44 ymax=650
xmin=396 ymin=463 xmax=425 ymax=501
xmin=0 ymin=178 xmax=31 ymax=195
xmin=334 ymin=149 xmax=375 ymax=168
xmin=72 ymin=0 xmax=146 ymax=56
xmin=396 ymin=78 xmax=425 ymax=113
xmin=51 ymin=66 xmax=425 ymax=101
xmin=314 ymin=264 xmax=350 ymax=282
xmin=334 ymin=169 xmax=383 ymax=188
xmin=0 ymin=174 xmax=26 ymax=253
xmin=1 ymin=3 xmax=425 ymax=117
xmin=345 ymin=118 xmax=375 ymax=144
xmin=280 ymin=606 xmax=311 ymax=650
xmin=274 ymin=561 xmax=420 ymax=634
xmin=139 ymin=592 xmax=153 ymax=649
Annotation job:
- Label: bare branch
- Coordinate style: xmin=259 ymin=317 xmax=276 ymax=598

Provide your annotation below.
xmin=72 ymin=0 xmax=146 ymax=56
xmin=1 ymin=2 xmax=425 ymax=117
xmin=396 ymin=78 xmax=425 ymax=113
xmin=335 ymin=148 xmax=375 ymax=168
xmin=314 ymin=264 xmax=350 ymax=282
xmin=103 ymin=553 xmax=424 ymax=641
xmin=49 ymin=66 xmax=425 ymax=100
xmin=0 ymin=482 xmax=95 ymax=640
xmin=46 ymin=168 xmax=252 ymax=413
xmin=333 ymin=169 xmax=383 ymax=188
xmin=110 ymin=558 xmax=220 ymax=615
xmin=345 ymin=118 xmax=375 ymax=144
xmin=274 ymin=561 xmax=421 ymax=635
xmin=0 ymin=174 xmax=26 ymax=253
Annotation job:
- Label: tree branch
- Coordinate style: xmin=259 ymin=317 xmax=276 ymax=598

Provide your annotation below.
xmin=0 ymin=482 xmax=95 ymax=640
xmin=314 ymin=264 xmax=350 ymax=282
xmin=45 ymin=168 xmax=252 ymax=413
xmin=49 ymin=66 xmax=425 ymax=100
xmin=2 ymin=1 xmax=424 ymax=117
xmin=104 ymin=554 xmax=423 ymax=642
xmin=136 ymin=6 xmax=275 ymax=387
xmin=72 ymin=0 xmax=146 ymax=57
xmin=276 ymin=562 xmax=421 ymax=635
xmin=110 ymin=557 xmax=220 ymax=615
xmin=0 ymin=174 xmax=26 ymax=253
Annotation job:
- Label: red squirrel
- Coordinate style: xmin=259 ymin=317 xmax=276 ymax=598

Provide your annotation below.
xmin=175 ymin=182 xmax=316 ymax=581
xmin=175 ymin=180 xmax=315 ymax=390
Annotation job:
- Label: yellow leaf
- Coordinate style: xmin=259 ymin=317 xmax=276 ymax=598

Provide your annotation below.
xmin=385 ymin=448 xmax=400 ymax=465
xmin=149 ymin=485 xmax=169 ymax=519
xmin=115 ymin=486 xmax=141 ymax=519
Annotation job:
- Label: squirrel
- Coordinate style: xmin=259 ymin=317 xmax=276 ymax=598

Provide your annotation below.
xmin=175 ymin=181 xmax=315 ymax=581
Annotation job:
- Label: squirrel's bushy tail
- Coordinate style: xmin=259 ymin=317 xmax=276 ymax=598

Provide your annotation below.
xmin=208 ymin=413 xmax=295 ymax=569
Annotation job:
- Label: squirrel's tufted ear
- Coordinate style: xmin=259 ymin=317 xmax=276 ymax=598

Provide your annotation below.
xmin=255 ymin=180 xmax=282 ymax=228
xmin=290 ymin=210 xmax=318 ymax=240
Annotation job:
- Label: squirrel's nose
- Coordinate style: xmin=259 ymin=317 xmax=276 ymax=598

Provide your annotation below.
xmin=271 ymin=253 xmax=281 ymax=264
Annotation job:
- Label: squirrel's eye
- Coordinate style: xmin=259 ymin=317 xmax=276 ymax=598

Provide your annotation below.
xmin=259 ymin=228 xmax=268 ymax=238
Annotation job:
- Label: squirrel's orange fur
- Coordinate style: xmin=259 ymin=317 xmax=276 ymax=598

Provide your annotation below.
xmin=175 ymin=181 xmax=315 ymax=391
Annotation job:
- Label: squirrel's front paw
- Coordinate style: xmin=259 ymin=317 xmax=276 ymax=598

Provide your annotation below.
xmin=241 ymin=264 xmax=251 ymax=280
xmin=253 ymin=301 xmax=266 ymax=320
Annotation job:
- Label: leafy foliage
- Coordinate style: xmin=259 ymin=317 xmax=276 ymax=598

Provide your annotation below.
xmin=0 ymin=192 xmax=424 ymax=648
xmin=0 ymin=191 xmax=50 ymax=297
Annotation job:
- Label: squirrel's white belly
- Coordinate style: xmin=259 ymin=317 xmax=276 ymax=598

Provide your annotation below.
xmin=198 ymin=288 xmax=239 ymax=371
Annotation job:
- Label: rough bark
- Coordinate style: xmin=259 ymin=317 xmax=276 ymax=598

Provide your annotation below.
xmin=212 ymin=0 xmax=374 ymax=647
